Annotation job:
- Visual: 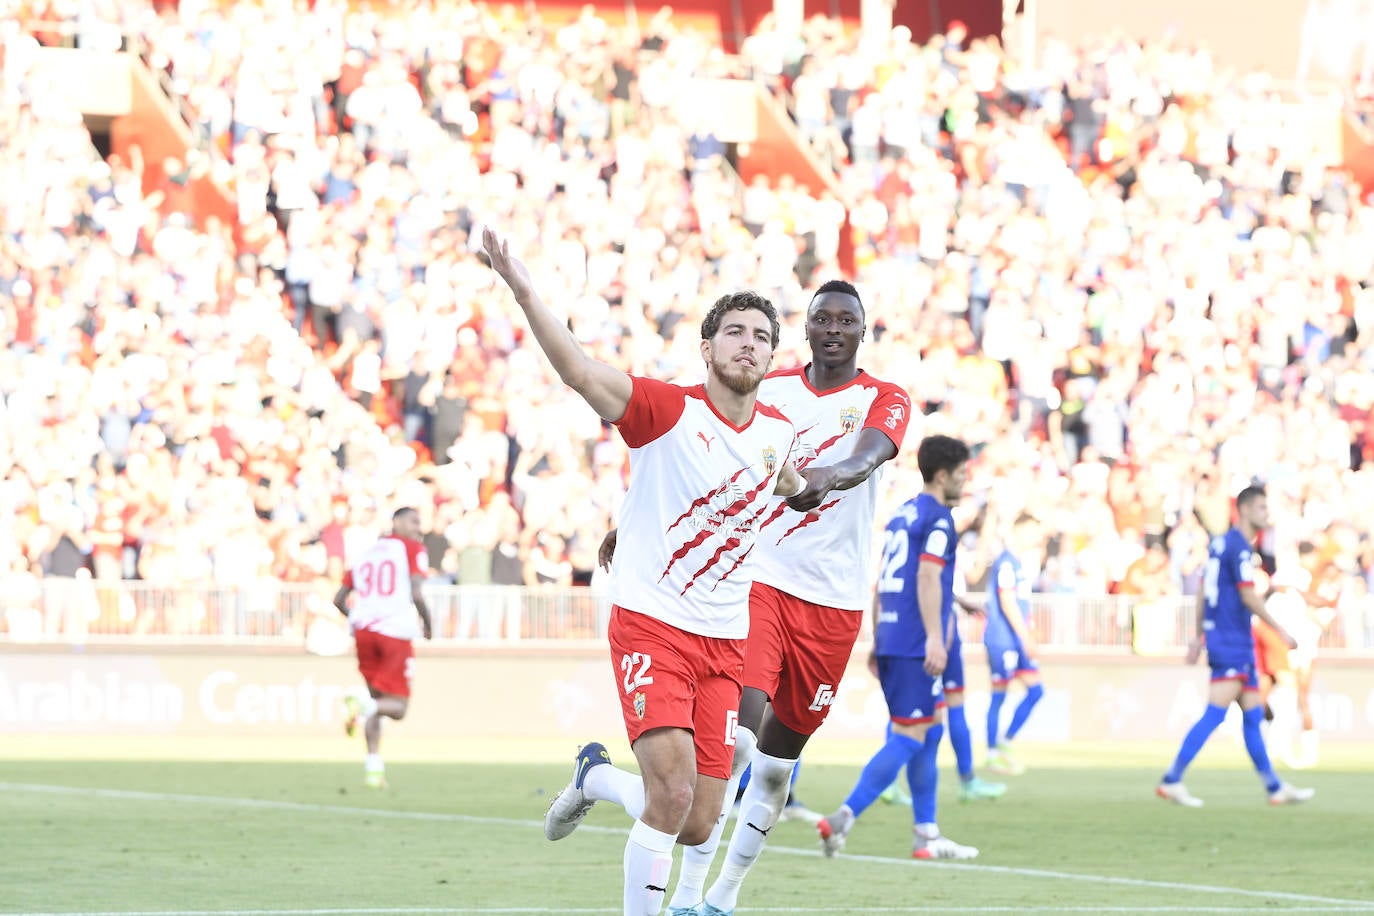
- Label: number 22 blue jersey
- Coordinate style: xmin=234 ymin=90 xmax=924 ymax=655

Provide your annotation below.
xmin=1202 ymin=527 xmax=1258 ymax=669
xmin=875 ymin=492 xmax=956 ymax=658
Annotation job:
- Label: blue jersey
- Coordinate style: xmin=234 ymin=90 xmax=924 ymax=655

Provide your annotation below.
xmin=984 ymin=550 xmax=1031 ymax=650
xmin=1202 ymin=527 xmax=1258 ymax=668
xmin=875 ymin=492 xmax=956 ymax=658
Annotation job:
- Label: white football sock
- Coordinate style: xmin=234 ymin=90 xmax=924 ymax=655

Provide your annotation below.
xmin=668 ymin=727 xmax=758 ymax=909
xmin=583 ymin=764 xmax=646 ymax=819
xmin=705 ymin=751 xmax=794 ymax=913
xmin=364 ymin=753 xmax=384 ymax=773
xmin=624 ymin=820 xmax=675 ymax=916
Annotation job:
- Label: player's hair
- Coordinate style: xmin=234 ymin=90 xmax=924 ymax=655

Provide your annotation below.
xmin=700 ymin=290 xmax=780 ymax=348
xmin=1236 ymin=485 xmax=1266 ymax=509
xmin=917 ymin=435 xmax=970 ymax=481
xmin=813 ymin=277 xmax=857 ymax=306
xmin=810 ymin=279 xmax=864 ymax=318
xmin=1013 ymin=512 xmax=1039 ymax=528
xmin=392 ymin=507 xmax=419 ymax=522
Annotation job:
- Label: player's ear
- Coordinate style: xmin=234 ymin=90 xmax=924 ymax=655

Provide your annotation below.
xmin=699 ymin=338 xmax=712 ymax=364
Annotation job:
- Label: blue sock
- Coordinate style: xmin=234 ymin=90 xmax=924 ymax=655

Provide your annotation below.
xmin=909 ymin=723 xmax=944 ymax=825
xmin=946 ymin=705 xmax=974 ymax=781
xmin=1005 ymin=683 xmax=1044 ymax=741
xmin=844 ymin=731 xmax=923 ymax=818
xmin=987 ymin=690 xmax=1007 ymax=748
xmin=1164 ymin=704 xmax=1227 ymax=783
xmin=1242 ymin=706 xmax=1281 ymax=793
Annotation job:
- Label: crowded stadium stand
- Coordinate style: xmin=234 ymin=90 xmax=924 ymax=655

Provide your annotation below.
xmin=1 ymin=1 xmax=1373 ymax=660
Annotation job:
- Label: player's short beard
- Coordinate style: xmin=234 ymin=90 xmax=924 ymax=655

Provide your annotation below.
xmin=712 ymin=354 xmax=766 ymax=395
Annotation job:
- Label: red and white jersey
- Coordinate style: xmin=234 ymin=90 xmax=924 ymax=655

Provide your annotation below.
xmin=610 ymin=376 xmax=797 ymax=639
xmin=344 ymin=535 xmax=428 ymax=640
xmin=752 ymin=367 xmax=912 ymax=610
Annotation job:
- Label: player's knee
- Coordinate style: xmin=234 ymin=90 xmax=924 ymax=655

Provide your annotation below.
xmin=389 ymin=702 xmax=409 ymax=721
xmin=649 ymin=780 xmax=695 ymax=820
xmin=1025 ymin=683 xmax=1045 ymax=702
xmin=731 ymin=727 xmax=758 ymax=778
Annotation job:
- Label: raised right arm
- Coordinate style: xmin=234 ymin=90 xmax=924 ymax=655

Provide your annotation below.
xmin=483 ymin=228 xmax=633 ymax=422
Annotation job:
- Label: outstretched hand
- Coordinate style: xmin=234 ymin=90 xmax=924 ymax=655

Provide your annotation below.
xmin=482 ymin=227 xmax=535 ymax=303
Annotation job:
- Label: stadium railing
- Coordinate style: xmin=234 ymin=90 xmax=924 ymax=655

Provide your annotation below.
xmin=1 ymin=580 xmax=1369 ymax=655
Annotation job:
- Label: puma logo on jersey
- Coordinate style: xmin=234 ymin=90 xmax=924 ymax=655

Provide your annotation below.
xmin=698 ymin=431 xmax=715 ymax=451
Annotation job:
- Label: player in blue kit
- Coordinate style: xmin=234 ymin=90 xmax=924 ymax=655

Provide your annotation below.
xmin=816 ymin=435 xmax=980 ymax=859
xmin=1156 ymin=485 xmax=1315 ymax=808
xmin=983 ymin=513 xmax=1045 ymax=776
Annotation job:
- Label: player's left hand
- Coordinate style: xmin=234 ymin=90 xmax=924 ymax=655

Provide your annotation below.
xmin=482 ymin=227 xmax=535 ymax=303
xmin=598 ymin=528 xmax=618 ymax=571
xmin=785 ymin=465 xmax=839 ymax=512
xmin=923 ymin=634 xmax=947 ymax=676
xmin=422 ymin=618 xmax=433 ymax=640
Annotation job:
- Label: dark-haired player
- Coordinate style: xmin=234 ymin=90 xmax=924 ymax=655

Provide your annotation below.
xmin=1156 ymin=485 xmax=1314 ymax=808
xmin=482 ymin=227 xmax=803 ymax=916
xmin=817 ymin=435 xmax=980 ymax=860
xmin=334 ymin=506 xmax=433 ymax=789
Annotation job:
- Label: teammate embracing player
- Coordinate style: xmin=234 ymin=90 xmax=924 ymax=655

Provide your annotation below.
xmin=595 ymin=280 xmax=911 ymax=916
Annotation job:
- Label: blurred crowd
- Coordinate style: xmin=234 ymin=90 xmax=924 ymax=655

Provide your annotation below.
xmin=1 ymin=2 xmax=1373 ymax=648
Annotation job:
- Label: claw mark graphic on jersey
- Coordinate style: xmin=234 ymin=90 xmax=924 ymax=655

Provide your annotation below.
xmin=773 ymin=498 xmax=842 ymax=545
xmin=796 ymin=431 xmax=846 ymax=469
xmin=682 ymin=501 xmax=774 ymax=595
xmin=758 ymin=501 xmax=789 ymax=531
xmin=660 ymin=468 xmax=777 ymax=589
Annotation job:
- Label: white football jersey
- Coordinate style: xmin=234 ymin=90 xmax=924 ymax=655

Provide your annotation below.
xmin=609 ymin=376 xmax=797 ymax=639
xmin=345 ymin=535 xmax=428 ymax=640
xmin=751 ymin=367 xmax=912 ymax=610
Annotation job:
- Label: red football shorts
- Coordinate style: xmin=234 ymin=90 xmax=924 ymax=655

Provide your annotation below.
xmin=354 ymin=629 xmax=415 ymax=697
xmin=744 ymin=582 xmax=863 ymax=736
xmin=606 ymin=605 xmax=745 ymax=780
xmin=1253 ymin=620 xmax=1291 ymax=679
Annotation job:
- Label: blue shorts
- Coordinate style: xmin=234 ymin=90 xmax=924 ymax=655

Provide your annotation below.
xmin=942 ymin=639 xmax=965 ymax=695
xmin=987 ymin=642 xmax=1039 ymax=687
xmin=1209 ymin=661 xmax=1259 ymax=691
xmin=876 ymin=656 xmax=945 ymax=725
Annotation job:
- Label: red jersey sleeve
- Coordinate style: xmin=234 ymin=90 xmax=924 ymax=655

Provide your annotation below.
xmin=864 ymin=383 xmax=913 ymax=450
xmin=615 ymin=376 xmax=688 ymax=448
xmin=342 ymin=568 xmax=354 ymax=588
xmin=403 ymin=538 xmax=429 ymax=576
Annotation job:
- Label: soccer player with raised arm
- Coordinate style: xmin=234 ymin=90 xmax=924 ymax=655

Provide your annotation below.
xmin=983 ymin=513 xmax=1046 ymax=775
xmin=333 ymin=507 xmax=433 ymax=789
xmin=591 ymin=281 xmax=911 ymax=915
xmin=481 ymin=228 xmax=803 ymax=916
xmin=817 ymin=435 xmax=981 ymax=860
xmin=1156 ymin=485 xmax=1315 ymax=808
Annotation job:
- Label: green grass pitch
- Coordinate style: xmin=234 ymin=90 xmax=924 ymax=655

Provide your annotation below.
xmin=2 ymin=737 xmax=1372 ymax=915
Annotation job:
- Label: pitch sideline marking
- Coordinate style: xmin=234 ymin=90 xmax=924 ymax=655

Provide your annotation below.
xmin=8 ymin=908 xmax=1374 ymax=916
xmin=2 ymin=782 xmax=1371 ymax=910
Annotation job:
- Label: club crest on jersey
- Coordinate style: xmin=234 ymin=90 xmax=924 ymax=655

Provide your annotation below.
xmin=762 ymin=446 xmax=777 ymax=474
xmin=633 ymin=691 xmax=647 ymax=720
xmin=840 ymin=406 xmax=862 ymax=433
